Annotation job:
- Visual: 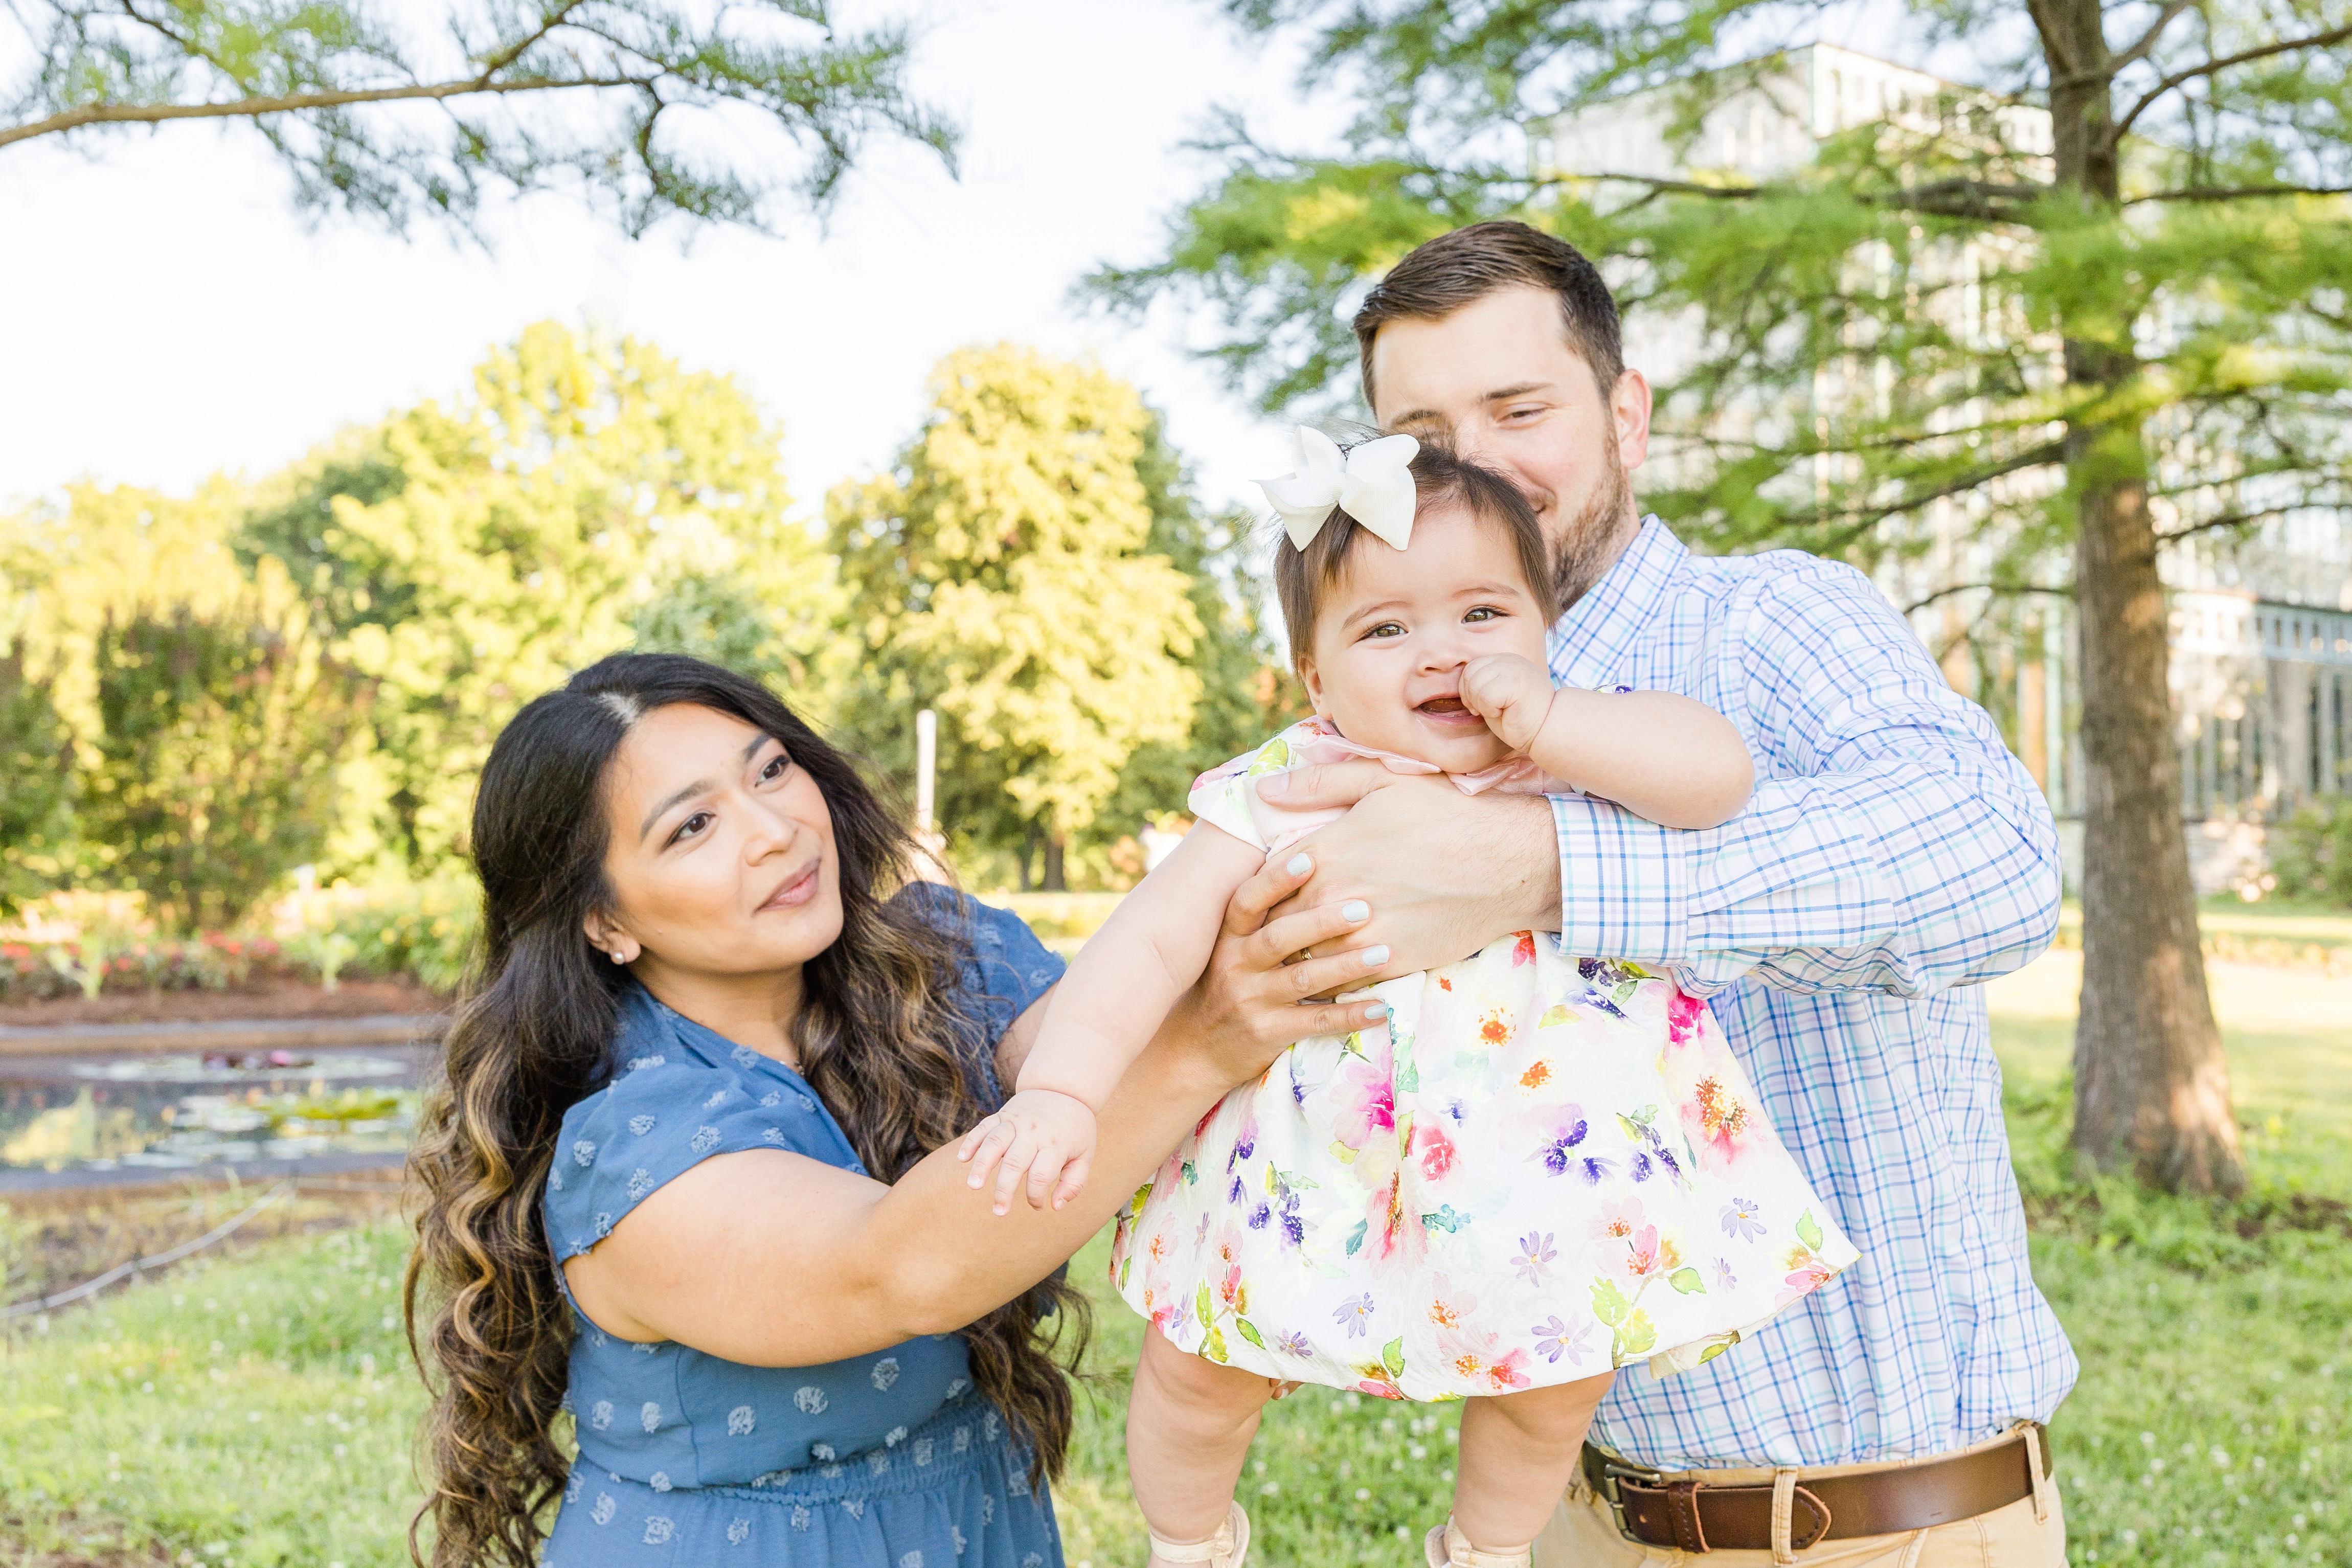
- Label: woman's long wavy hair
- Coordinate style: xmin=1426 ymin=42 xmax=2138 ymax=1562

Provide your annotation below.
xmin=402 ymin=652 xmax=1087 ymax=1568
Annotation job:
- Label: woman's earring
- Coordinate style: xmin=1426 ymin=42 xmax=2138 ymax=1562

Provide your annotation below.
xmin=610 ymin=949 xmax=627 ymax=964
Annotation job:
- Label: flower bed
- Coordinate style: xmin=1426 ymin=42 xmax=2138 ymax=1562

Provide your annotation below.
xmin=0 ymin=934 xmax=284 ymax=1005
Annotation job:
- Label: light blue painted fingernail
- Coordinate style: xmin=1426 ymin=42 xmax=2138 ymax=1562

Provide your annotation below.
xmin=1364 ymin=1003 xmax=1390 ymax=1021
xmin=1285 ymin=852 xmax=1313 ymax=876
xmin=1341 ymin=900 xmax=1370 ymax=922
xmin=1361 ymin=945 xmax=1390 ymax=968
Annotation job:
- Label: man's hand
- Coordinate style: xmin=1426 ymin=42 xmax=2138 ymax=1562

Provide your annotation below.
xmin=957 ymin=1088 xmax=1098 ymax=1216
xmin=1255 ymin=764 xmax=1561 ymax=975
xmin=1459 ymin=653 xmax=1557 ymax=755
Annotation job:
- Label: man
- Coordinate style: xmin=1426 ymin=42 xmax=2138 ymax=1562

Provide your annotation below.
xmin=1240 ymin=221 xmax=2073 ymax=1563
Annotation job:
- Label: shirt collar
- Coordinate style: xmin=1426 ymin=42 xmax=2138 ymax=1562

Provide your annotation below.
xmin=1547 ymin=515 xmax=1689 ymax=689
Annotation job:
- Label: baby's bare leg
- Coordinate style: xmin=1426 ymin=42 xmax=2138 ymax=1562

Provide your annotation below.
xmin=1451 ymin=1373 xmax=1615 ymax=1553
xmin=1127 ymin=1326 xmax=1280 ymax=1558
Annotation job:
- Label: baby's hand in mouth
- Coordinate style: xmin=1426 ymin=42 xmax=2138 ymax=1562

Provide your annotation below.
xmin=1458 ymin=654 xmax=1557 ymax=753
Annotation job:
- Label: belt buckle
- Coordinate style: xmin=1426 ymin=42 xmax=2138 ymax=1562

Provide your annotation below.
xmin=1591 ymin=1451 xmax=1663 ymax=1546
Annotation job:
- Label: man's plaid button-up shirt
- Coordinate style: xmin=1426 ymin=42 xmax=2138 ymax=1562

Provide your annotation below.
xmin=1549 ymin=517 xmax=2077 ymax=1470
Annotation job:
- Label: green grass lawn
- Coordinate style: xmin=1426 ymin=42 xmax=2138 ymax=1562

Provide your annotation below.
xmin=3 ymin=952 xmax=2347 ymax=1567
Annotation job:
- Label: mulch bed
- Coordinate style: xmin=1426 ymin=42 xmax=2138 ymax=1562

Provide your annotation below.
xmin=0 ymin=976 xmax=444 ymax=1030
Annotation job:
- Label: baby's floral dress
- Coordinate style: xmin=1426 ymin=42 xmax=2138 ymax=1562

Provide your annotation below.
xmin=1107 ymin=718 xmax=1861 ymax=1400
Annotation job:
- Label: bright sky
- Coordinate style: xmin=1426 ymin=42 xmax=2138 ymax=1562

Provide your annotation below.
xmin=0 ymin=0 xmax=1349 ymax=522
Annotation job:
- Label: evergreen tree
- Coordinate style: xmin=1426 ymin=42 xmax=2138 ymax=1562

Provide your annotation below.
xmin=0 ymin=640 xmax=77 ymax=916
xmin=829 ymin=347 xmax=1205 ymax=890
xmin=1097 ymin=0 xmax=2352 ymax=1194
xmin=84 ymin=565 xmax=366 ymax=931
xmin=3 ymin=1 xmax=953 ymax=241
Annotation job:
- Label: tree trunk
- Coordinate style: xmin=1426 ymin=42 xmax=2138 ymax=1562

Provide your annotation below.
xmin=2069 ymin=437 xmax=2246 ymax=1193
xmin=1041 ymin=834 xmax=1068 ymax=893
xmin=2041 ymin=0 xmax=2246 ymax=1193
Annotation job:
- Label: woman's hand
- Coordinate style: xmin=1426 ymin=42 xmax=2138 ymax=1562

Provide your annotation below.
xmin=1161 ymin=849 xmax=1394 ymax=1091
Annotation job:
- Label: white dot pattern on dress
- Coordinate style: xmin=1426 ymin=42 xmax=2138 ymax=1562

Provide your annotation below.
xmin=541 ymin=892 xmax=1071 ymax=1564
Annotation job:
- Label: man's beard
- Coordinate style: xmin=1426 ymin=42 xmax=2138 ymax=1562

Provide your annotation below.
xmin=1550 ymin=434 xmax=1636 ymax=612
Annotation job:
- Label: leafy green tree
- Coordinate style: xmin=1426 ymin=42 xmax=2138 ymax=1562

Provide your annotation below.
xmin=239 ymin=320 xmax=838 ymax=875
xmin=1096 ymin=413 xmax=1301 ymax=859
xmin=829 ymin=347 xmax=1205 ymax=891
xmin=1101 ymin=1 xmax=2352 ymax=1194
xmin=2 ymin=1 xmax=954 ymax=239
xmin=84 ymin=564 xmax=365 ymax=931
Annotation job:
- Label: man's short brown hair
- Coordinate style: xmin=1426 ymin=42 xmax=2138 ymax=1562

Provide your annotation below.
xmin=1352 ymin=221 xmax=1625 ymax=412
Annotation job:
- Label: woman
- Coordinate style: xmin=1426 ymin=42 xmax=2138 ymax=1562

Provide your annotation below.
xmin=402 ymin=653 xmax=1389 ymax=1567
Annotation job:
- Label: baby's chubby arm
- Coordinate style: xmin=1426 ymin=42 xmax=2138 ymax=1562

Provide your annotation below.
xmin=957 ymin=822 xmax=1270 ymax=1214
xmin=1460 ymin=653 xmax=1754 ymax=830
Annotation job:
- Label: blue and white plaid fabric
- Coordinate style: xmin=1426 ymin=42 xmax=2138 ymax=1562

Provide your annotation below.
xmin=1550 ymin=518 xmax=2077 ymax=1470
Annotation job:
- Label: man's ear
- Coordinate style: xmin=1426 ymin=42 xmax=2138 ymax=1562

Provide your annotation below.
xmin=583 ymin=911 xmax=640 ymax=967
xmin=1610 ymin=367 xmax=1653 ymax=475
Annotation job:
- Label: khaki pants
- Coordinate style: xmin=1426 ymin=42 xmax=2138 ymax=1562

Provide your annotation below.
xmin=1531 ymin=1427 xmax=2067 ymax=1567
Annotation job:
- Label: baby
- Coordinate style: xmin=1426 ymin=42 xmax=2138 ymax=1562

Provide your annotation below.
xmin=961 ymin=432 xmax=1857 ymax=1568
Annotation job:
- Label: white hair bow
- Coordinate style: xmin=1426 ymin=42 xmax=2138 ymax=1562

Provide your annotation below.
xmin=1257 ymin=426 xmax=1421 ymax=552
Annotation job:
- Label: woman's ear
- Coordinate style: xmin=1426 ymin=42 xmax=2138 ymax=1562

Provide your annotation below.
xmin=1297 ymin=654 xmax=1330 ymax=718
xmin=582 ymin=912 xmax=640 ymax=967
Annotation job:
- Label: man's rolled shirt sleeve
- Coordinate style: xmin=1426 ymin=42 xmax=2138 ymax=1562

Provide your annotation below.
xmin=1552 ymin=560 xmax=2062 ymax=999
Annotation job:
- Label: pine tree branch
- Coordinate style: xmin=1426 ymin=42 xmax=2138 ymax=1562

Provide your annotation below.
xmin=1530 ymin=169 xmax=2052 ymax=220
xmin=2156 ymin=506 xmax=2302 ymax=541
xmin=1776 ymin=440 xmax=2069 ymax=533
xmin=0 ymin=72 xmax=654 ymax=152
xmin=2126 ymin=183 xmax=2352 ymax=203
xmin=1903 ymin=581 xmax=2073 ymax=614
xmin=473 ymin=1 xmax=594 ymax=78
xmin=2116 ymin=22 xmax=2352 ymax=138
xmin=2049 ymin=0 xmax=2198 ymax=88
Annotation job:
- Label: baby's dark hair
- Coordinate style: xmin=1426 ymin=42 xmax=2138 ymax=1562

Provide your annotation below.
xmin=1273 ymin=442 xmax=1557 ymax=672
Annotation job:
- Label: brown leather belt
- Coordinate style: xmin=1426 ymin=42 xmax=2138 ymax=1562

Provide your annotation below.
xmin=1581 ymin=1424 xmax=2051 ymax=1553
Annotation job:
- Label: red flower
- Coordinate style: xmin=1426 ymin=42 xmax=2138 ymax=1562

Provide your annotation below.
xmin=1414 ymin=1123 xmax=1457 ymax=1182
xmin=1666 ymin=988 xmax=1707 ymax=1044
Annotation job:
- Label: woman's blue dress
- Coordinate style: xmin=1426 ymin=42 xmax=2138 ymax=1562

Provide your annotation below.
xmin=540 ymin=888 xmax=1068 ymax=1567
